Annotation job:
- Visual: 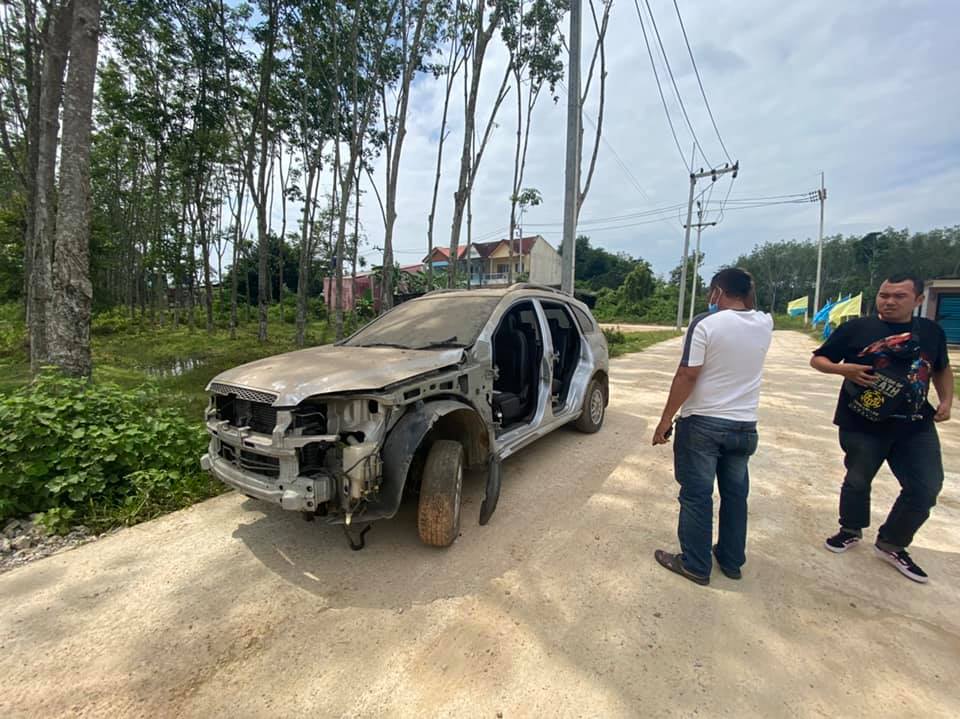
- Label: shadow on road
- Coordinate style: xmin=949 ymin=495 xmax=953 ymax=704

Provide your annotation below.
xmin=231 ymin=411 xmax=641 ymax=610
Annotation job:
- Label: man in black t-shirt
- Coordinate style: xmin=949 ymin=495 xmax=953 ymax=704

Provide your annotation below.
xmin=811 ymin=273 xmax=953 ymax=583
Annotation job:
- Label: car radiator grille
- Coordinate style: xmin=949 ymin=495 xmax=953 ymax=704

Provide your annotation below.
xmin=214 ymin=394 xmax=278 ymax=434
xmin=218 ymin=444 xmax=280 ymax=478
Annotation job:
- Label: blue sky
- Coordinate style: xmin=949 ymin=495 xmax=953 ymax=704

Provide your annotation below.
xmin=332 ymin=0 xmax=960 ymax=279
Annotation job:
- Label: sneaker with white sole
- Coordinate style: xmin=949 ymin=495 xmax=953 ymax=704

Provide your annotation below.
xmin=874 ymin=546 xmax=929 ymax=584
xmin=825 ymin=529 xmax=861 ymax=553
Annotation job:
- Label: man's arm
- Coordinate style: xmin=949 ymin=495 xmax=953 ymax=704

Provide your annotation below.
xmin=933 ymin=365 xmax=953 ymax=422
xmin=652 ymin=365 xmax=702 ymax=445
xmin=810 ymin=355 xmax=876 ymax=387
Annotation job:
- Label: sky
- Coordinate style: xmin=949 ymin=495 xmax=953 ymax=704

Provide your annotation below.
xmin=313 ymin=0 xmax=960 ymax=280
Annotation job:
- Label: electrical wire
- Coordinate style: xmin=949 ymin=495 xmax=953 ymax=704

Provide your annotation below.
xmin=633 ymin=0 xmax=691 ymax=174
xmin=723 ymin=192 xmax=816 ymax=202
xmin=642 ymin=0 xmax=712 ymax=168
xmin=560 ymin=78 xmax=684 ymax=236
xmin=524 ymin=202 xmax=688 ymax=228
xmin=715 ymin=173 xmax=736 ymax=223
xmin=672 ymin=0 xmax=732 ymax=164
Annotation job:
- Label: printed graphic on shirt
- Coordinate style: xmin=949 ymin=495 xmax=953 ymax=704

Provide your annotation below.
xmin=853 ymin=332 xmax=932 ymax=421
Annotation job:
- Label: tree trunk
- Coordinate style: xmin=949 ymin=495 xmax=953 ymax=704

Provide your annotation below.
xmin=295 ymin=162 xmax=317 ymax=347
xmin=448 ymin=2 xmax=506 ymax=288
xmin=381 ymin=0 xmax=429 ymax=311
xmin=47 ymin=0 xmax=99 ymax=378
xmin=28 ymin=0 xmax=73 ymax=372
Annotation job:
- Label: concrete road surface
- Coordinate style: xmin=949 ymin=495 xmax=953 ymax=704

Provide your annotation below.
xmin=2 ymin=332 xmax=958 ymax=718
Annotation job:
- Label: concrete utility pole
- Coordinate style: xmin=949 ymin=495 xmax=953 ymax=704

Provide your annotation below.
xmin=560 ymin=0 xmax=581 ymax=295
xmin=813 ymin=172 xmax=827 ymax=315
xmin=676 ymin=162 xmax=738 ymax=330
xmin=687 ymin=201 xmax=717 ymax=325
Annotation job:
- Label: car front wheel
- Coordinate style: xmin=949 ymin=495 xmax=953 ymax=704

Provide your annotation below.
xmin=574 ymin=378 xmax=605 ymax=433
xmin=417 ymin=440 xmax=464 ymax=547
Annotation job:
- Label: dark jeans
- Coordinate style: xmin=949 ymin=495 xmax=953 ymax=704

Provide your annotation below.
xmin=838 ymin=424 xmax=944 ymax=550
xmin=673 ymin=415 xmax=759 ymax=577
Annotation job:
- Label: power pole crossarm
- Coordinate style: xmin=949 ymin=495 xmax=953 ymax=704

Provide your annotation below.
xmin=676 ymin=161 xmax=738 ymax=330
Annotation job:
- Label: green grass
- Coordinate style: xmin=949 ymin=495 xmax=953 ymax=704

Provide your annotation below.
xmin=0 ymin=306 xmax=337 ymax=420
xmin=604 ymin=329 xmax=682 ymax=358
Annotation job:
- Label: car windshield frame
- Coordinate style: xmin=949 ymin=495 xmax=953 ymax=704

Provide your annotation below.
xmin=341 ymin=294 xmax=503 ymax=350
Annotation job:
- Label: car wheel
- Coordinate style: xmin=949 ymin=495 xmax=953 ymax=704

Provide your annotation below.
xmin=574 ymin=378 xmax=605 ymax=433
xmin=417 ymin=440 xmax=464 ymax=547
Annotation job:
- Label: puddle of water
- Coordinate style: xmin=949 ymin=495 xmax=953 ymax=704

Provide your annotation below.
xmin=145 ymin=357 xmax=205 ymax=378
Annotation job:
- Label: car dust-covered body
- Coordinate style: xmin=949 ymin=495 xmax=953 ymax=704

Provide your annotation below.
xmin=200 ymin=285 xmax=609 ymax=547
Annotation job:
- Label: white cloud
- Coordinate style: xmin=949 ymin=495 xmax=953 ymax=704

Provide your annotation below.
xmin=273 ymin=0 xmax=960 ymax=282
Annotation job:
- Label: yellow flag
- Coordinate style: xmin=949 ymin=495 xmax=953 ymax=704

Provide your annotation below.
xmin=829 ymin=293 xmax=862 ymax=325
xmin=787 ymin=296 xmax=808 ymax=315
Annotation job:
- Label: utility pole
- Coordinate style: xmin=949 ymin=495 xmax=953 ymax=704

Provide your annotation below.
xmin=813 ymin=172 xmax=827 ymax=315
xmin=687 ymin=201 xmax=717 ymax=325
xmin=676 ymin=162 xmax=738 ymax=329
xmin=560 ymin=0 xmax=581 ymax=295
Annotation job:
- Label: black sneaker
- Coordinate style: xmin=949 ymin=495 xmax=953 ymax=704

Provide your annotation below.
xmin=825 ymin=530 xmax=861 ymax=553
xmin=874 ymin=546 xmax=929 ymax=584
xmin=712 ymin=545 xmax=741 ymax=580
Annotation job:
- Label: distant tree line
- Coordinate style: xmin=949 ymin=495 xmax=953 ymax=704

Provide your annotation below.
xmin=572 ymin=227 xmax=960 ymax=323
xmin=733 ymin=227 xmax=960 ymax=314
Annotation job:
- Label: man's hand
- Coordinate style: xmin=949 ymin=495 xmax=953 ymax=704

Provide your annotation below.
xmin=935 ymin=401 xmax=952 ymax=423
xmin=840 ymin=363 xmax=877 ymax=388
xmin=652 ymin=418 xmax=673 ymax=445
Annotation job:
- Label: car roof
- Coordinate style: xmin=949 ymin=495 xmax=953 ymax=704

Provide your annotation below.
xmin=420 ymin=284 xmax=573 ymax=301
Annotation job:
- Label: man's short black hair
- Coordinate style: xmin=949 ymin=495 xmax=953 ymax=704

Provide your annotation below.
xmin=711 ymin=267 xmax=754 ymax=299
xmin=883 ymin=273 xmax=924 ymax=296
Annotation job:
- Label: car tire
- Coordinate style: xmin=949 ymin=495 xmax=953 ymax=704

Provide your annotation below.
xmin=574 ymin=378 xmax=605 ymax=433
xmin=417 ymin=440 xmax=464 ymax=548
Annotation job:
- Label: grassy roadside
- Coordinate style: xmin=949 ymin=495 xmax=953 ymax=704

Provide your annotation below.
xmin=1 ymin=310 xmax=333 ymax=417
xmin=0 ymin=304 xmax=337 ymax=533
xmin=603 ymin=329 xmax=681 ymax=358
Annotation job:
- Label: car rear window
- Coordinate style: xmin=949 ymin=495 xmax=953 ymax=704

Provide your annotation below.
xmin=342 ymin=295 xmax=502 ymax=350
xmin=572 ymin=306 xmax=597 ymax=334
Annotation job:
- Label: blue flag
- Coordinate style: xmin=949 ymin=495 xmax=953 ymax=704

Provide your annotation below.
xmin=812 ymin=300 xmax=836 ymax=327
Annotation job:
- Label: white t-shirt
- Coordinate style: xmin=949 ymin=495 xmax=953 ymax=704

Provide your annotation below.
xmin=679 ymin=309 xmax=773 ymax=422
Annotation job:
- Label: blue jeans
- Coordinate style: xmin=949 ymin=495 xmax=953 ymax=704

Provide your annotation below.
xmin=674 ymin=415 xmax=759 ymax=577
xmin=838 ymin=425 xmax=943 ymax=550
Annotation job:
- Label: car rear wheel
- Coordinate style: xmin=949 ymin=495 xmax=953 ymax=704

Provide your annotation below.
xmin=417 ymin=440 xmax=464 ymax=547
xmin=574 ymin=378 xmax=605 ymax=433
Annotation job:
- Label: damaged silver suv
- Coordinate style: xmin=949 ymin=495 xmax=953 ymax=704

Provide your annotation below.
xmin=201 ymin=285 xmax=609 ymax=548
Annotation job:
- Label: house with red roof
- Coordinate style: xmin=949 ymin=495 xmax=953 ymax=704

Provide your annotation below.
xmin=424 ymin=235 xmax=561 ymax=287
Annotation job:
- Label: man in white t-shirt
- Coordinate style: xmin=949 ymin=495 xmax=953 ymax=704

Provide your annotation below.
xmin=652 ymin=268 xmax=773 ymax=586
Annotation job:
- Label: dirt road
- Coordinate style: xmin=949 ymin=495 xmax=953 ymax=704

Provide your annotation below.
xmin=2 ymin=332 xmax=958 ymax=718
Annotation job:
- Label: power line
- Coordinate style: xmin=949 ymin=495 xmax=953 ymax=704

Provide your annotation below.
xmin=633 ymin=0 xmax=690 ymax=173
xmin=672 ymin=0 xmax=732 ymax=164
xmin=561 ymin=78 xmax=685 ymax=236
xmin=715 ymin=173 xmax=736 ymax=222
xmin=719 ymin=198 xmax=817 ymax=211
xmin=538 ymin=213 xmax=685 ymax=234
xmin=642 ymin=0 xmax=712 ymax=168
xmin=525 ymin=202 xmax=688 ymax=228
xmin=724 ymin=192 xmax=817 ymax=202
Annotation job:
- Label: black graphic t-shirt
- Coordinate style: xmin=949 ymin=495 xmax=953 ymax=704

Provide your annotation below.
xmin=813 ymin=316 xmax=948 ymax=434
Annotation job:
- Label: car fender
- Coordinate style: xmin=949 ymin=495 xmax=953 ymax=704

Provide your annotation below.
xmin=369 ymin=399 xmax=491 ymax=521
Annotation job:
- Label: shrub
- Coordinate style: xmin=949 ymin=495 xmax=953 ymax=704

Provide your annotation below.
xmin=0 ymin=373 xmax=220 ymax=531
xmin=0 ymin=302 xmax=26 ymax=357
xmin=773 ymin=314 xmax=808 ymax=331
xmin=602 ymin=327 xmax=625 ymax=345
xmin=91 ymin=307 xmax=139 ymax=336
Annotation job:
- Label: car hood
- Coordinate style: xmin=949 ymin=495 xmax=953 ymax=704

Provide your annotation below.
xmin=207 ymin=345 xmax=465 ymax=406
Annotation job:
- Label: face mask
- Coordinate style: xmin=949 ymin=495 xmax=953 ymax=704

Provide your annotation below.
xmin=708 ymin=291 xmax=720 ymax=313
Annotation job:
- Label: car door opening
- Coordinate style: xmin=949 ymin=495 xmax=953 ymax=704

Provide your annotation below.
xmin=544 ymin=303 xmax=582 ymax=409
xmin=491 ymin=302 xmax=542 ymax=430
